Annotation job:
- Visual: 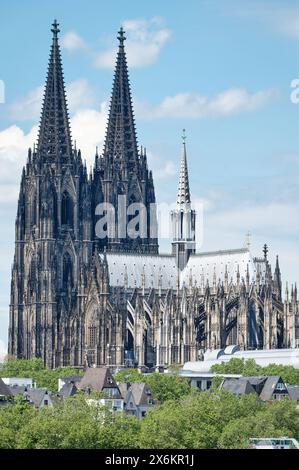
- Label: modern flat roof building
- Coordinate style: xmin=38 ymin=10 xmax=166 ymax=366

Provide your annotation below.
xmin=182 ymin=345 xmax=299 ymax=373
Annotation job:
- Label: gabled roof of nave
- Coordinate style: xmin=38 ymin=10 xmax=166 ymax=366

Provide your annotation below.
xmin=100 ymin=247 xmax=267 ymax=291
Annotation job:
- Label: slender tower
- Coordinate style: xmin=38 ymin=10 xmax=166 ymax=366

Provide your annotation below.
xmin=171 ymin=130 xmax=196 ymax=270
xmin=94 ymin=27 xmax=159 ymax=254
xmin=8 ymin=21 xmax=92 ymax=367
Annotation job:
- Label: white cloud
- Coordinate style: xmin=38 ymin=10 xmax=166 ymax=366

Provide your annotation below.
xmin=0 ymin=339 xmax=7 ymax=362
xmin=9 ymin=86 xmax=43 ymax=121
xmin=0 ymin=101 xmax=108 ymax=202
xmin=265 ymin=5 xmax=299 ymax=40
xmin=67 ymin=79 xmax=96 ymax=112
xmin=208 ymin=202 xmax=299 ymax=236
xmin=201 ymin=201 xmax=299 ymax=284
xmin=135 ymin=87 xmax=278 ymax=119
xmin=0 ymin=124 xmax=38 ymax=202
xmin=71 ymin=103 xmax=108 ymax=167
xmin=94 ymin=17 xmax=171 ymax=69
xmin=61 ymin=31 xmax=87 ymax=51
xmin=152 ymin=160 xmax=177 ymax=180
xmin=146 ymin=150 xmax=177 ymax=181
xmin=233 ymin=3 xmax=299 ymax=41
xmin=9 ymin=79 xmax=96 ymax=121
xmin=279 ymin=10 xmax=299 ymax=40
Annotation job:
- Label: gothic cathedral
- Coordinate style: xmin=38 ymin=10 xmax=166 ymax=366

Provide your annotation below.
xmin=8 ymin=21 xmax=299 ymax=368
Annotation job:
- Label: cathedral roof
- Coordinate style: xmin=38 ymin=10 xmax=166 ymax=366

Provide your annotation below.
xmin=104 ymin=252 xmax=178 ymax=290
xmin=103 ymin=247 xmax=264 ymax=290
xmin=180 ymin=247 xmax=257 ymax=287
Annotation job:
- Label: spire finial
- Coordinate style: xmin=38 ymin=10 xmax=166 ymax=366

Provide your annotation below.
xmin=245 ymin=231 xmax=251 ymax=250
xmin=263 ymin=243 xmax=268 ymax=260
xmin=51 ymin=19 xmax=60 ymax=38
xmin=182 ymin=128 xmax=187 ymax=144
xmin=118 ymin=26 xmax=126 ymax=46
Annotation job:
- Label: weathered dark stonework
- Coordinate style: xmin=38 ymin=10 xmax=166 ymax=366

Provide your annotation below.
xmin=8 ymin=22 xmax=299 ymax=369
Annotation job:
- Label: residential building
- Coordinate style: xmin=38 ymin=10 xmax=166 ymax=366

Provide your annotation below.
xmin=118 ymin=382 xmax=154 ymax=418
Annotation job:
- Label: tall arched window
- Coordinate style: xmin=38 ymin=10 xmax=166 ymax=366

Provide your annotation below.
xmin=88 ymin=324 xmax=97 ymax=348
xmin=61 ymin=191 xmax=74 ymax=227
xmin=62 ymin=252 xmax=73 ymax=291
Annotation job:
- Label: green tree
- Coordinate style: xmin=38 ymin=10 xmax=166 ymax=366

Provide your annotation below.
xmin=16 ymin=394 xmax=141 ymax=449
xmin=211 ymin=357 xmax=299 ymax=385
xmin=140 ymin=390 xmax=264 ymax=449
xmin=98 ymin=412 xmax=141 ymax=449
xmin=0 ymin=357 xmax=44 ymax=375
xmin=0 ymin=396 xmax=37 ymax=449
xmin=113 ymin=369 xmax=143 ymax=383
xmin=0 ymin=358 xmax=83 ymax=392
xmin=243 ymin=358 xmax=262 ymax=376
xmin=144 ymin=373 xmax=191 ymax=402
xmin=114 ymin=370 xmax=191 ymax=402
xmin=17 ymin=394 xmax=101 ymax=449
xmin=219 ymin=400 xmax=299 ymax=448
xmin=139 ymin=400 xmax=188 ymax=449
xmin=211 ymin=357 xmax=246 ymax=374
xmin=261 ymin=364 xmax=299 ymax=385
xmin=219 ymin=413 xmax=289 ymax=448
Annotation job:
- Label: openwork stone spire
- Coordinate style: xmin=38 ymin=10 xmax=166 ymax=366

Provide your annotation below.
xmin=177 ymin=129 xmax=191 ymax=206
xmin=103 ymin=27 xmax=138 ymax=168
xmin=171 ymin=130 xmax=196 ymax=270
xmin=37 ymin=20 xmax=73 ymax=162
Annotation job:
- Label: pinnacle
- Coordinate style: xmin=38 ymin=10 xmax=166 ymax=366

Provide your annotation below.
xmin=177 ymin=132 xmax=191 ymax=206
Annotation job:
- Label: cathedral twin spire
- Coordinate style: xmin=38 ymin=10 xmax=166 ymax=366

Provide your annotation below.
xmin=37 ymin=20 xmax=73 ymax=163
xmin=37 ymin=21 xmax=144 ymax=171
xmin=35 ymin=20 xmax=189 ymax=255
xmin=103 ymin=26 xmax=139 ymax=170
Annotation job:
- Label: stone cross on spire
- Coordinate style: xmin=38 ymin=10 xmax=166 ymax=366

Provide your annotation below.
xmin=51 ymin=19 xmax=60 ymax=37
xmin=177 ymin=129 xmax=191 ymax=207
xmin=117 ymin=26 xmax=126 ymax=46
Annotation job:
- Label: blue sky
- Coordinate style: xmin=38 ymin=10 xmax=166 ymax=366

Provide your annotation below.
xmin=0 ymin=0 xmax=299 ymax=355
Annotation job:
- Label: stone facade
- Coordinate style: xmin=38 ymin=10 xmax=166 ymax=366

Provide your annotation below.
xmin=8 ymin=21 xmax=299 ymax=368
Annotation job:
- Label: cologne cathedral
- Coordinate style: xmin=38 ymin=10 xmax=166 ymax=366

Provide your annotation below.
xmin=8 ymin=21 xmax=299 ymax=368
